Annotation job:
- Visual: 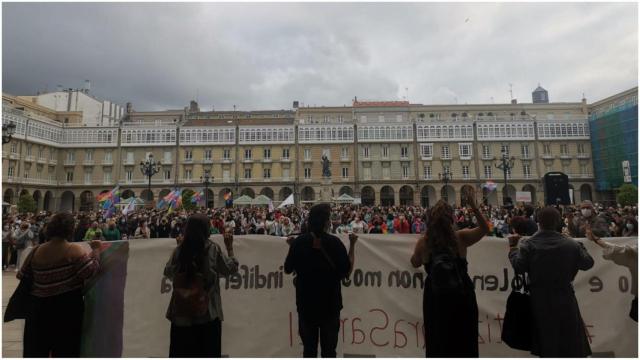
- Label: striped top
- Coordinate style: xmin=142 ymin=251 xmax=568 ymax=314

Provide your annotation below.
xmin=17 ymin=247 xmax=100 ymax=298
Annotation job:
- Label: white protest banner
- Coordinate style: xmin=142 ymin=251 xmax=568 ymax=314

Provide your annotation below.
xmin=89 ymin=236 xmax=637 ymax=357
xmin=515 ymin=191 xmax=532 ymax=203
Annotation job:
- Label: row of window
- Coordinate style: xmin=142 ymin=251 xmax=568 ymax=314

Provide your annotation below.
xmin=416 ymin=125 xmax=474 ymax=141
xmin=476 ymin=123 xmax=536 ymax=140
xmin=180 ymin=128 xmax=235 ymax=144
xmin=238 ymin=128 xmax=295 ymax=143
xmin=358 ymin=125 xmax=413 ymax=141
xmin=537 ymin=123 xmax=589 ymax=139
xmin=123 ymin=128 xmax=177 ymax=144
xmin=298 ymin=126 xmax=354 ymax=142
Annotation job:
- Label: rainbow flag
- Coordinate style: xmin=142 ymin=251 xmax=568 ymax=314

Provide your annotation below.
xmin=98 ymin=186 xmax=120 ymax=218
xmin=158 ymin=189 xmax=183 ymax=212
xmin=191 ymin=190 xmax=204 ymax=204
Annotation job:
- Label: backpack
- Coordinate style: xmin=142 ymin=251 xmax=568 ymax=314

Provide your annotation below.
xmin=428 ymin=250 xmax=466 ymax=295
xmin=170 ymin=249 xmax=210 ymax=319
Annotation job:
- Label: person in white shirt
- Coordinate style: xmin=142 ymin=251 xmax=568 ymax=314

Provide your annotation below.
xmin=350 ymin=216 xmax=368 ymax=234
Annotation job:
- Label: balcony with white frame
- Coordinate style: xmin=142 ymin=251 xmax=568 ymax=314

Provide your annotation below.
xmin=49 ymin=159 xmax=57 ymax=165
xmin=37 ymin=157 xmax=47 ymax=164
xmin=63 ymin=159 xmax=76 ymax=166
xmin=102 ymin=159 xmax=113 ymax=166
xmin=123 ymin=158 xmax=135 ymax=166
xmin=577 ymin=153 xmax=590 ymax=159
xmin=83 ymin=159 xmax=95 ymax=166
xmin=9 ymin=153 xmax=19 ymax=160
xmin=24 ymin=155 xmax=35 ymax=162
xmin=541 ymin=154 xmax=555 ymax=160
xmin=559 ymin=154 xmax=572 ymax=160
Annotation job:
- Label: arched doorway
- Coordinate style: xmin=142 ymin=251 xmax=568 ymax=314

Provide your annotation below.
xmin=241 ymin=188 xmax=255 ymax=198
xmin=260 ymin=187 xmax=274 ymax=200
xmin=3 ymin=189 xmax=14 ymax=205
xmin=580 ymin=184 xmax=592 ymax=202
xmin=441 ymin=185 xmax=455 ymax=206
xmin=460 ymin=185 xmax=475 ymax=207
xmin=301 ymin=187 xmax=315 ymax=203
xmin=279 ymin=187 xmax=293 ymax=201
xmin=483 ymin=187 xmax=498 ymax=206
xmin=502 ymin=185 xmax=517 ymax=201
xmin=399 ymin=185 xmax=414 ymax=206
xmin=60 ymin=191 xmax=75 ymax=212
xmin=380 ymin=186 xmax=395 ymax=206
xmin=361 ymin=186 xmax=375 ymax=206
xmin=339 ymin=186 xmax=353 ymax=197
xmin=159 ymin=189 xmax=171 ymax=201
xmin=522 ymin=185 xmax=536 ymax=204
xmin=140 ymin=189 xmax=154 ymax=203
xmin=206 ymin=189 xmax=214 ymax=208
xmin=79 ymin=191 xmax=95 ymax=212
xmin=32 ymin=191 xmax=42 ymax=211
xmin=43 ymin=191 xmax=53 ymax=211
xmin=121 ymin=189 xmax=135 ymax=200
xmin=420 ymin=186 xmax=436 ymax=208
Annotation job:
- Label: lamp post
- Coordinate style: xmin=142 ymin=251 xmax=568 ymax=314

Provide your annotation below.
xmin=438 ymin=169 xmax=452 ymax=203
xmin=200 ymin=170 xmax=212 ymax=208
xmin=495 ymin=151 xmax=516 ymax=206
xmin=2 ymin=121 xmax=16 ymax=144
xmin=140 ymin=154 xmax=161 ymax=206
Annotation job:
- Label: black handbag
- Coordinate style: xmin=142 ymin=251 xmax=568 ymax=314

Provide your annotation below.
xmin=3 ymin=246 xmax=38 ymax=322
xmin=501 ymin=272 xmax=532 ymax=351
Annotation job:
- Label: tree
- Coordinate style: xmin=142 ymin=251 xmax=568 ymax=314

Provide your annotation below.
xmin=182 ymin=189 xmax=196 ymax=211
xmin=616 ymin=184 xmax=638 ymax=207
xmin=17 ymin=193 xmax=37 ymax=214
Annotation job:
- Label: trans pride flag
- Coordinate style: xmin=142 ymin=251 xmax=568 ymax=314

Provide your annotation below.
xmin=157 ymin=189 xmax=183 ymax=213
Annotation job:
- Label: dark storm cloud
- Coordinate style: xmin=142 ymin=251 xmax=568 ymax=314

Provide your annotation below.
xmin=2 ymin=2 xmax=637 ymax=111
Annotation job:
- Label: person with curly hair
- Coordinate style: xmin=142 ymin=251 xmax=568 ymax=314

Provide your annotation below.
xmin=410 ymin=187 xmax=489 ymax=357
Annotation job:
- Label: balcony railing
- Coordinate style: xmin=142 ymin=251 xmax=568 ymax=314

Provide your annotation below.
xmin=24 ymin=156 xmax=35 ymax=162
xmin=481 ymin=155 xmax=494 ymax=160
xmin=183 ymin=158 xmax=194 ymax=163
xmin=441 ymin=155 xmax=452 ymax=160
xmin=262 ymin=158 xmax=272 ymax=163
xmin=577 ymin=153 xmax=590 ymax=159
xmin=49 ymin=159 xmax=57 ymax=165
xmin=163 ymin=157 xmax=173 ymax=164
xmin=541 ymin=154 xmax=555 ymax=159
xmin=9 ymin=153 xmax=19 ymax=160
xmin=123 ymin=159 xmax=135 ymax=165
xmin=64 ymin=159 xmax=76 ymax=166
xmin=83 ymin=160 xmax=95 ymax=166
xmin=203 ymin=158 xmax=213 ymax=164
xmin=102 ymin=159 xmax=113 ymax=166
xmin=37 ymin=157 xmax=47 ymax=164
xmin=460 ymin=155 xmax=472 ymax=160
xmin=559 ymin=154 xmax=572 ymax=159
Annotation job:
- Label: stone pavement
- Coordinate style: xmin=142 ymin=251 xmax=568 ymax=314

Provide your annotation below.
xmin=2 ymin=269 xmax=23 ymax=358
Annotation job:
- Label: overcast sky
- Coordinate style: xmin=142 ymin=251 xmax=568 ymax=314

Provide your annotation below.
xmin=2 ymin=2 xmax=638 ymax=111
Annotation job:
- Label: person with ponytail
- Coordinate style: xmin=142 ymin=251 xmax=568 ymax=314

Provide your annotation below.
xmin=164 ymin=214 xmax=239 ymax=357
xmin=410 ymin=187 xmax=489 ymax=357
xmin=284 ymin=203 xmax=357 ymax=357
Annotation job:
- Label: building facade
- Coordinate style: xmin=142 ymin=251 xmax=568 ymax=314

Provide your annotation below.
xmin=4 ymin=87 xmax=632 ymax=212
xmin=588 ymin=87 xmax=639 ymax=202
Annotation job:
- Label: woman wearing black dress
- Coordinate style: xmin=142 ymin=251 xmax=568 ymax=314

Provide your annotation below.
xmin=411 ymin=187 xmax=489 ymax=357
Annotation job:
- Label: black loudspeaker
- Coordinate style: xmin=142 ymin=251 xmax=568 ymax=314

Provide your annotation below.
xmin=543 ymin=172 xmax=570 ymax=205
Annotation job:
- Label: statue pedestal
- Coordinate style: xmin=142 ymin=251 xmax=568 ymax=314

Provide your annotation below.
xmin=319 ymin=178 xmax=333 ymax=202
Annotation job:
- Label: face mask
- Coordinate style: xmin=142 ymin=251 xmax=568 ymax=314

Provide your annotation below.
xmin=581 ymin=209 xmax=592 ymax=217
xmin=627 ymin=224 xmax=634 ymax=230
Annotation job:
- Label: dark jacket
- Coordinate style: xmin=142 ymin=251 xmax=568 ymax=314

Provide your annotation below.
xmin=509 ymin=231 xmax=594 ymax=357
xmin=284 ymin=233 xmax=350 ymax=321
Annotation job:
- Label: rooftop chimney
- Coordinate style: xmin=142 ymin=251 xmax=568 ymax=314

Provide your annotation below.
xmin=84 ymin=80 xmax=91 ymax=93
xmin=56 ymin=84 xmax=63 ymax=92
xmin=293 ymin=101 xmax=299 ymax=109
xmin=511 ymin=99 xmax=518 ymax=104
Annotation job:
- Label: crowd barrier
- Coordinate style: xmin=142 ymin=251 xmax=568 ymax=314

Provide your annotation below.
xmin=79 ymin=235 xmax=638 ymax=357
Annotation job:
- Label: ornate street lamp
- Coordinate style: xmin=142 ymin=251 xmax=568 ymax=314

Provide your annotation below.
xmin=495 ymin=150 xmax=516 ymax=206
xmin=439 ymin=169 xmax=452 ymax=203
xmin=140 ymin=154 xmax=161 ymax=204
xmin=200 ymin=170 xmax=212 ymax=208
xmin=2 ymin=121 xmax=16 ymax=144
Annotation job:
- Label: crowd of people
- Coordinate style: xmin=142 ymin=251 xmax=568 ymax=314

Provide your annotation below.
xmin=3 ymin=194 xmax=638 ymax=358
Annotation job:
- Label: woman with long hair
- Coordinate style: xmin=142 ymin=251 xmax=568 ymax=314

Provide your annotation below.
xmin=164 ymin=214 xmax=239 ymax=357
xmin=410 ymin=187 xmax=489 ymax=357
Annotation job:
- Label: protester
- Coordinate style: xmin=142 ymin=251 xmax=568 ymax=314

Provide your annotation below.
xmin=410 ymin=187 xmax=489 ymax=357
xmin=83 ymin=222 xmax=101 ymax=241
xmin=509 ymin=206 xmax=594 ymax=357
xmin=568 ymin=200 xmax=611 ymax=238
xmin=586 ymin=225 xmax=638 ymax=322
xmin=14 ymin=222 xmax=35 ymax=271
xmin=3 ymin=222 xmax=14 ymax=270
xmin=284 ymin=203 xmax=357 ymax=357
xmin=20 ymin=212 xmax=101 ymax=357
xmin=164 ymin=214 xmax=239 ymax=357
xmin=103 ymin=220 xmax=122 ymax=241
xmin=134 ymin=220 xmax=151 ymax=239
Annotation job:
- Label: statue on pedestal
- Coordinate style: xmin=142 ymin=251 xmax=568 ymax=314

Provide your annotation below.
xmin=322 ymin=154 xmax=331 ymax=178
